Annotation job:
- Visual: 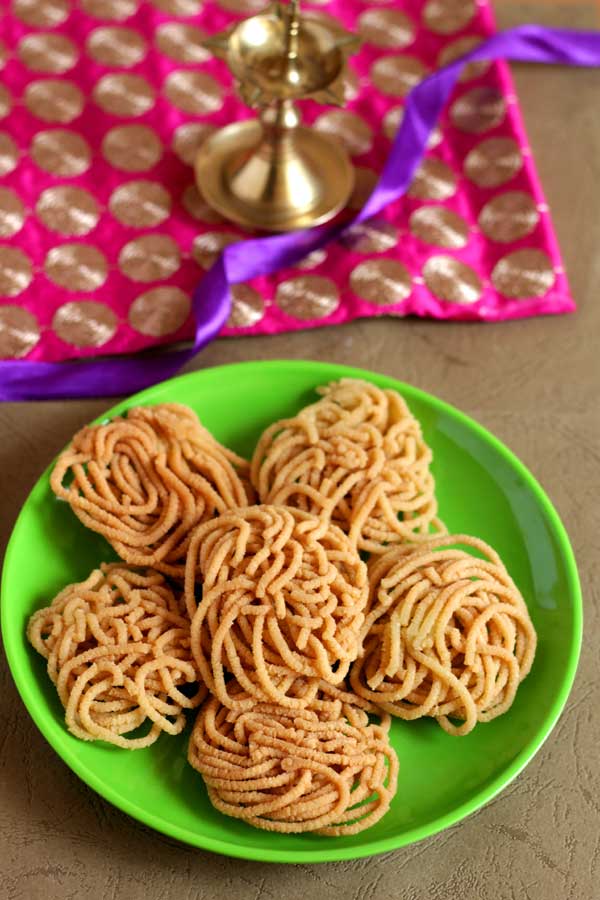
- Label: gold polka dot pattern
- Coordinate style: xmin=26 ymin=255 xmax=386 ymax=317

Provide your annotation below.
xmin=36 ymin=186 xmax=100 ymax=236
xmin=383 ymin=106 xmax=442 ymax=148
xmin=151 ymin=0 xmax=203 ymax=13
xmin=44 ymin=244 xmax=108 ymax=291
xmin=217 ymin=0 xmax=268 ymax=12
xmin=164 ymin=71 xmax=224 ymax=115
xmin=13 ymin=0 xmax=69 ymax=28
xmin=128 ymin=287 xmax=190 ymax=336
xmin=18 ymin=33 xmax=79 ymax=74
xmin=0 ymin=85 xmax=13 ymax=120
xmin=423 ymin=0 xmax=476 ymax=35
xmin=172 ymin=123 xmax=217 ymax=166
xmin=0 ymin=133 xmax=19 ymax=175
xmin=357 ymin=9 xmax=415 ymax=49
xmin=370 ymin=55 xmax=428 ymax=97
xmin=182 ymin=185 xmax=224 ymax=224
xmin=349 ymin=168 xmax=378 ymax=211
xmin=478 ymin=192 xmax=539 ymax=243
xmin=383 ymin=105 xmax=405 ymax=140
xmin=86 ymin=27 xmax=147 ymax=68
xmin=450 ymin=87 xmax=506 ymax=134
xmin=438 ymin=36 xmax=491 ymax=83
xmin=0 ymin=306 xmax=40 ymax=358
xmin=0 ymin=247 xmax=33 ymax=297
xmin=275 ymin=275 xmax=339 ymax=319
xmin=93 ymin=73 xmax=156 ymax=117
xmin=31 ymin=130 xmax=91 ymax=176
xmin=304 ymin=9 xmax=340 ymax=31
xmin=342 ymin=218 xmax=399 ymax=254
xmin=423 ymin=256 xmax=482 ymax=303
xmin=109 ymin=181 xmax=171 ymax=227
xmin=102 ymin=125 xmax=163 ymax=172
xmin=314 ymin=110 xmax=373 ymax=157
xmin=0 ymin=188 xmax=26 ymax=237
xmin=118 ymin=235 xmax=181 ymax=282
xmin=52 ymin=301 xmax=118 ymax=347
xmin=408 ymin=158 xmax=457 ymax=201
xmin=0 ymin=0 xmax=567 ymax=360
xmin=464 ymin=137 xmax=523 ymax=187
xmin=227 ymin=284 xmax=265 ymax=328
xmin=155 ymin=24 xmax=210 ymax=63
xmin=296 ymin=248 xmax=327 ymax=270
xmin=491 ymin=250 xmax=555 ymax=299
xmin=25 ymin=80 xmax=84 ymax=123
xmin=350 ymin=259 xmax=412 ymax=305
xmin=82 ymin=0 xmax=139 ymax=20
xmin=193 ymin=232 xmax=239 ymax=269
xmin=410 ymin=206 xmax=469 ymax=248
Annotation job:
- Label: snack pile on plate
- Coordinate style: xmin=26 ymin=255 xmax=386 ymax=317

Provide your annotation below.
xmin=27 ymin=379 xmax=536 ymax=835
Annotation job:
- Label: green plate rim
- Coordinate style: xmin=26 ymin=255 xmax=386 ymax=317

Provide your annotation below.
xmin=1 ymin=359 xmax=583 ymax=863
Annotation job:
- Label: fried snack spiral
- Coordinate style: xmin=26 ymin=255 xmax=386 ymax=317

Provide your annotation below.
xmin=350 ymin=535 xmax=537 ymax=736
xmin=27 ymin=564 xmax=205 ymax=749
xmin=50 ymin=403 xmax=252 ymax=576
xmin=185 ymin=505 xmax=368 ymax=708
xmin=188 ymin=686 xmax=398 ymax=835
xmin=251 ymin=379 xmax=445 ymax=554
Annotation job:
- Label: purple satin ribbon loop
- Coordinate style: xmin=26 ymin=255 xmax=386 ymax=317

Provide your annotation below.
xmin=2 ymin=26 xmax=600 ymax=401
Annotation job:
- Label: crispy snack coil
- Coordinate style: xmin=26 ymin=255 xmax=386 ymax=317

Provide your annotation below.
xmin=188 ymin=686 xmax=398 ymax=835
xmin=350 ymin=535 xmax=537 ymax=735
xmin=50 ymin=403 xmax=252 ymax=576
xmin=185 ymin=504 xmax=368 ymax=708
xmin=27 ymin=564 xmax=205 ymax=748
xmin=251 ymin=379 xmax=445 ymax=553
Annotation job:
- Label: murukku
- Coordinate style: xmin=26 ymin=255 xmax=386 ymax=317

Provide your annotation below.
xmin=50 ymin=403 xmax=252 ymax=576
xmin=188 ymin=684 xmax=398 ymax=835
xmin=27 ymin=564 xmax=205 ymax=748
xmin=251 ymin=379 xmax=445 ymax=554
xmin=28 ymin=384 xmax=541 ymax=833
xmin=185 ymin=504 xmax=368 ymax=708
xmin=350 ymin=535 xmax=537 ymax=735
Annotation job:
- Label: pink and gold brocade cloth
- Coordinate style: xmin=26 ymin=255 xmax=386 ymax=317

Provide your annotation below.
xmin=0 ymin=0 xmax=574 ymax=364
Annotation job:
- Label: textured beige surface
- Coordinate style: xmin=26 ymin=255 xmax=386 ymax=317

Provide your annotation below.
xmin=2 ymin=3 xmax=600 ymax=898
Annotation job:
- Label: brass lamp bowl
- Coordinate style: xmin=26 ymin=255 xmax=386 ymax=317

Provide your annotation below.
xmin=228 ymin=12 xmax=346 ymax=101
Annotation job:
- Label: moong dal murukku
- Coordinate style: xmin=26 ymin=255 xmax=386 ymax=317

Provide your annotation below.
xmin=50 ymin=403 xmax=252 ymax=576
xmin=350 ymin=535 xmax=537 ymax=735
xmin=188 ymin=686 xmax=398 ymax=835
xmin=251 ymin=379 xmax=445 ymax=554
xmin=27 ymin=564 xmax=205 ymax=748
xmin=185 ymin=505 xmax=368 ymax=708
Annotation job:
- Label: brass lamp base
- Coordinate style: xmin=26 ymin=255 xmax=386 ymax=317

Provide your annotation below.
xmin=195 ymin=119 xmax=354 ymax=232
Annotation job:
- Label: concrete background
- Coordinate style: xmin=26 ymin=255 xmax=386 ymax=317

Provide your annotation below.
xmin=1 ymin=2 xmax=599 ymax=898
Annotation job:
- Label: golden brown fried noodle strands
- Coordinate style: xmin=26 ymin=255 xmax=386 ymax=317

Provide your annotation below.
xmin=27 ymin=564 xmax=205 ymax=748
xmin=350 ymin=535 xmax=537 ymax=735
xmin=188 ymin=686 xmax=398 ymax=835
xmin=251 ymin=379 xmax=445 ymax=554
xmin=50 ymin=404 xmax=252 ymax=576
xmin=185 ymin=505 xmax=368 ymax=709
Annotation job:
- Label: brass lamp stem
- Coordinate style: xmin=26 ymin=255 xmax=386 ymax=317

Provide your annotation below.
xmin=285 ymin=0 xmax=301 ymax=64
xmin=261 ymin=98 xmax=300 ymax=139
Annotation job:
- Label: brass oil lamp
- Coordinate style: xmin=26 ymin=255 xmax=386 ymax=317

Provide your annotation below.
xmin=196 ymin=1 xmax=360 ymax=232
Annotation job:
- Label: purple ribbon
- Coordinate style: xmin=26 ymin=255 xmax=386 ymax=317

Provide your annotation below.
xmin=2 ymin=25 xmax=600 ymax=401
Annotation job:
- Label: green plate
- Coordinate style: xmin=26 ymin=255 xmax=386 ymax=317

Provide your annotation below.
xmin=1 ymin=360 xmax=582 ymax=863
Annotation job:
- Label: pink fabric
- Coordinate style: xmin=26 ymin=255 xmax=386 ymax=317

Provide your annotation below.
xmin=0 ymin=0 xmax=574 ymax=365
